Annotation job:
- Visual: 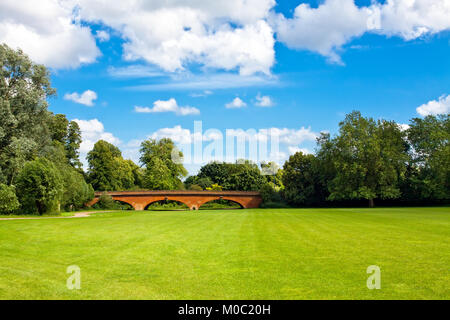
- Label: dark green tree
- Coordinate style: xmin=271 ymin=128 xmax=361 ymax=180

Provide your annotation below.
xmin=282 ymin=152 xmax=323 ymax=206
xmin=16 ymin=158 xmax=63 ymax=215
xmin=326 ymin=111 xmax=408 ymax=207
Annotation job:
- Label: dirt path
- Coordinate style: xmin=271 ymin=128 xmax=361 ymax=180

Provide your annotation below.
xmin=0 ymin=211 xmax=114 ymax=221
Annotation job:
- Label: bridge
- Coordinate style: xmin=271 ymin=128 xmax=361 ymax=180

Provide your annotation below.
xmin=87 ymin=190 xmax=262 ymax=211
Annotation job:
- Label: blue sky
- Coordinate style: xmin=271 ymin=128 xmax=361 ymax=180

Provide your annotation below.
xmin=1 ymin=0 xmax=449 ymax=174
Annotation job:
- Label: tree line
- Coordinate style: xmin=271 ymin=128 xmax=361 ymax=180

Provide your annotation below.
xmin=0 ymin=44 xmax=448 ymax=214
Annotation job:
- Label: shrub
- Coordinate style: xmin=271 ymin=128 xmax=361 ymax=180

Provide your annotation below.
xmin=16 ymin=158 xmax=63 ymax=215
xmin=94 ymin=192 xmax=116 ymax=209
xmin=0 ymin=184 xmax=20 ymax=214
xmin=189 ymin=184 xmax=203 ymax=191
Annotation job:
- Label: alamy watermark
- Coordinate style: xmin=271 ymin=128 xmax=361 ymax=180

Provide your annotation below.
xmin=67 ymin=265 xmax=81 ymax=290
xmin=170 ymin=121 xmax=283 ymax=175
xmin=366 ymin=265 xmax=381 ymax=289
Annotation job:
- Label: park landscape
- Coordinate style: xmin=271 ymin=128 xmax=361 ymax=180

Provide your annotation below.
xmin=1 ymin=0 xmax=450 ymax=301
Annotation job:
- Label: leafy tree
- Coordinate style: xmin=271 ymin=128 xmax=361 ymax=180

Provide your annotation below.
xmin=87 ymin=140 xmax=123 ymax=191
xmin=0 ymin=183 xmax=19 ymax=214
xmin=66 ymin=120 xmax=82 ymax=168
xmin=49 ymin=114 xmax=69 ymax=143
xmin=282 ymin=152 xmax=323 ymax=206
xmin=404 ymin=114 xmax=450 ymax=200
xmin=140 ymin=138 xmax=187 ymax=190
xmin=184 ymin=176 xmax=213 ymax=190
xmin=197 ymin=160 xmax=265 ymax=191
xmin=16 ymin=158 xmax=63 ymax=215
xmin=143 ymin=157 xmax=179 ymax=190
xmin=326 ymin=111 xmax=408 ymax=207
xmin=0 ymin=44 xmax=55 ymax=185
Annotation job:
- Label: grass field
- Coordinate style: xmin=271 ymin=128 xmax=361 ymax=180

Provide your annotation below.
xmin=0 ymin=207 xmax=449 ymax=300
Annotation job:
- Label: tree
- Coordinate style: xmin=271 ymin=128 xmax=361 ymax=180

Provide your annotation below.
xmin=282 ymin=152 xmax=323 ymax=206
xmin=140 ymin=138 xmax=187 ymax=190
xmin=16 ymin=158 xmax=63 ymax=215
xmin=326 ymin=111 xmax=408 ymax=207
xmin=65 ymin=120 xmax=82 ymax=168
xmin=0 ymin=183 xmax=19 ymax=214
xmin=404 ymin=114 xmax=450 ymax=200
xmin=87 ymin=140 xmax=123 ymax=191
xmin=0 ymin=44 xmax=55 ymax=185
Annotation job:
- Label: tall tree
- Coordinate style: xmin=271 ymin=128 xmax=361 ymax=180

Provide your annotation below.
xmin=0 ymin=44 xmax=55 ymax=185
xmin=140 ymin=138 xmax=187 ymax=190
xmin=87 ymin=140 xmax=123 ymax=191
xmin=405 ymin=114 xmax=450 ymax=200
xmin=326 ymin=111 xmax=408 ymax=207
xmin=65 ymin=120 xmax=82 ymax=169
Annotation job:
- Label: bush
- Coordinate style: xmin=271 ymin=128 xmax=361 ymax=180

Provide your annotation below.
xmin=94 ymin=192 xmax=116 ymax=209
xmin=0 ymin=184 xmax=20 ymax=214
xmin=189 ymin=184 xmax=203 ymax=191
xmin=16 ymin=158 xmax=63 ymax=215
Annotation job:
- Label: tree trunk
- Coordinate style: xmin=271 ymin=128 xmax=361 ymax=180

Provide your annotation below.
xmin=369 ymin=198 xmax=374 ymax=208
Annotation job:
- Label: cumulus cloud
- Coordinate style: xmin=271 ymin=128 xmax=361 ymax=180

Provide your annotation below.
xmin=225 ymin=97 xmax=247 ymax=109
xmin=73 ymin=119 xmax=121 ymax=154
xmin=0 ymin=0 xmax=100 ymax=69
xmin=64 ymin=90 xmax=98 ymax=106
xmin=416 ymin=94 xmax=450 ymax=116
xmin=69 ymin=0 xmax=276 ymax=75
xmin=135 ymin=98 xmax=200 ymax=116
xmin=273 ymin=0 xmax=450 ymax=64
xmin=255 ymin=93 xmax=274 ymax=107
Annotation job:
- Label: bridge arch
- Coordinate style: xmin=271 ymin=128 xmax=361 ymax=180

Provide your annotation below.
xmin=199 ymin=198 xmax=244 ymax=210
xmin=144 ymin=199 xmax=190 ymax=211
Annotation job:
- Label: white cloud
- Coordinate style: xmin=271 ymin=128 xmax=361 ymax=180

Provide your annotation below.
xmin=64 ymin=90 xmax=98 ymax=106
xmin=129 ymin=73 xmax=278 ymax=91
xmin=190 ymin=90 xmax=214 ymax=98
xmin=95 ymin=30 xmax=110 ymax=42
xmin=135 ymin=98 xmax=200 ymax=116
xmin=70 ymin=0 xmax=276 ymax=75
xmin=273 ymin=0 xmax=450 ymax=64
xmin=0 ymin=0 xmax=100 ymax=69
xmin=225 ymin=97 xmax=247 ymax=109
xmin=73 ymin=119 xmax=121 ymax=155
xmin=108 ymin=65 xmax=163 ymax=78
xmin=416 ymin=94 xmax=450 ymax=116
xmin=255 ymin=93 xmax=274 ymax=107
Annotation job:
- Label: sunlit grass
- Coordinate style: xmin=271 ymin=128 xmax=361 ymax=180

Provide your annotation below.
xmin=0 ymin=207 xmax=448 ymax=299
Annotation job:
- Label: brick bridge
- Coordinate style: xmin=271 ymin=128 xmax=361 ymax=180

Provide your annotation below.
xmin=87 ymin=190 xmax=262 ymax=211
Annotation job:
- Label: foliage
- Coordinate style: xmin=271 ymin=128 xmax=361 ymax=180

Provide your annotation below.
xmin=140 ymin=138 xmax=187 ymax=190
xmin=0 ymin=183 xmax=19 ymax=214
xmin=87 ymin=140 xmax=139 ymax=191
xmin=0 ymin=44 xmax=55 ymax=185
xmin=197 ymin=160 xmax=265 ymax=191
xmin=15 ymin=158 xmax=63 ymax=215
xmin=205 ymin=183 xmax=223 ymax=191
xmin=404 ymin=115 xmax=450 ymax=200
xmin=324 ymin=111 xmax=408 ymax=207
xmin=94 ymin=193 xmax=116 ymax=209
xmin=282 ymin=152 xmax=325 ymax=206
xmin=189 ymin=184 xmax=203 ymax=191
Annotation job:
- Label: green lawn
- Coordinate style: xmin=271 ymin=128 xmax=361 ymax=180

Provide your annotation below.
xmin=0 ymin=207 xmax=449 ymax=300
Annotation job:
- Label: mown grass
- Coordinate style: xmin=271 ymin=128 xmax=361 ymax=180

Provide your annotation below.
xmin=0 ymin=207 xmax=448 ymax=300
